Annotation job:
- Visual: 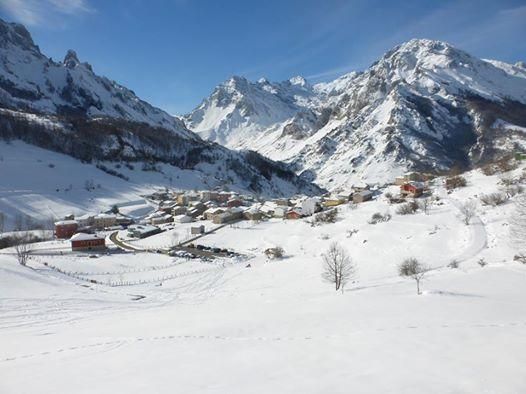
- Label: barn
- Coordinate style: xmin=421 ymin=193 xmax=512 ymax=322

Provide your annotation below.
xmin=400 ymin=182 xmax=424 ymax=198
xmin=353 ymin=190 xmax=373 ymax=203
xmin=54 ymin=220 xmax=78 ymax=239
xmin=286 ymin=209 xmax=302 ymax=220
xmin=70 ymin=233 xmax=106 ymax=252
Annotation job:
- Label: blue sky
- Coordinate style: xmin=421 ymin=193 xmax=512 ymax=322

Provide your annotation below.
xmin=1 ymin=0 xmax=525 ymax=114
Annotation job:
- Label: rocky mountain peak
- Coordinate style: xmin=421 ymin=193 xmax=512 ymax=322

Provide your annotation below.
xmin=0 ymin=18 xmax=38 ymax=51
xmin=289 ymin=75 xmax=308 ymax=87
xmin=63 ymin=49 xmax=81 ymax=69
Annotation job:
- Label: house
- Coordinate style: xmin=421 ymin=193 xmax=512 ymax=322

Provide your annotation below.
xmin=273 ymin=198 xmax=291 ymax=206
xmin=200 ymin=191 xmax=219 ymax=202
xmin=115 ymin=214 xmax=134 ymax=226
xmin=273 ymin=206 xmax=288 ymax=218
xmin=127 ymin=224 xmax=161 ymax=239
xmin=244 ymin=209 xmax=263 ymax=221
xmin=70 ymin=233 xmax=106 ymax=251
xmin=174 ymin=214 xmax=193 ymax=224
xmin=227 ymin=198 xmax=244 ymax=208
xmin=353 ymin=190 xmax=373 ymax=203
xmin=323 ymin=197 xmax=346 ymax=207
xmin=212 ymin=209 xmax=243 ymax=224
xmin=394 ymin=176 xmax=407 ymax=186
xmin=335 ymin=192 xmax=353 ymax=202
xmin=176 ymin=194 xmax=188 ymax=206
xmin=188 ymin=201 xmax=207 ymax=216
xmin=191 ymin=225 xmax=205 ymax=235
xmin=216 ymin=192 xmax=232 ymax=203
xmin=204 ymin=207 xmax=225 ymax=220
xmin=151 ymin=214 xmax=173 ymax=225
xmin=400 ymin=182 xmax=424 ymax=198
xmin=258 ymin=202 xmax=276 ymax=217
xmin=54 ymin=220 xmax=78 ymax=239
xmin=75 ymin=213 xmax=95 ymax=227
xmin=301 ymin=197 xmax=322 ymax=216
xmin=159 ymin=200 xmax=177 ymax=213
xmin=286 ymin=209 xmax=302 ymax=220
xmin=151 ymin=191 xmax=169 ymax=201
xmin=351 ymin=182 xmax=369 ymax=192
xmin=396 ymin=172 xmax=424 ymax=185
xmin=172 ymin=205 xmax=187 ymax=216
xmin=93 ymin=213 xmax=117 ymax=229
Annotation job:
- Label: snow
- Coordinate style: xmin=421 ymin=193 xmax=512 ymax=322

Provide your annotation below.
xmin=1 ymin=168 xmax=525 ymax=393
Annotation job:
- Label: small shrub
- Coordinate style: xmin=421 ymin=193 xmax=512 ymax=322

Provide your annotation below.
xmin=446 ymin=176 xmax=467 ymax=190
xmin=369 ymin=212 xmax=392 ymax=224
xmin=264 ymin=246 xmax=284 ymax=259
xmin=347 ymin=229 xmax=359 ymax=237
xmin=48 ymin=163 xmax=55 ymax=168
xmin=311 ymin=209 xmax=338 ymax=226
xmin=396 ymin=201 xmax=419 ymax=215
xmin=513 ymin=254 xmax=526 ymax=264
xmin=504 ymin=184 xmax=524 ymax=198
xmin=480 ymin=192 xmax=508 ymax=206
xmin=448 ymin=259 xmax=460 ymax=269
xmin=477 ymin=258 xmax=487 ymax=267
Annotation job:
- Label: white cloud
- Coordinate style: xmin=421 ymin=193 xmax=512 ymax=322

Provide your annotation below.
xmin=0 ymin=0 xmax=94 ymax=26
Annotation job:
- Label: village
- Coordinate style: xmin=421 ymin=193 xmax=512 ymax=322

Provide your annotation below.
xmin=51 ymin=172 xmax=433 ymax=256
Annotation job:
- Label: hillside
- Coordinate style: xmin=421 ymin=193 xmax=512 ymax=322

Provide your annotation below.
xmin=0 ymin=18 xmax=321 ymax=207
xmin=186 ymin=39 xmax=526 ymax=189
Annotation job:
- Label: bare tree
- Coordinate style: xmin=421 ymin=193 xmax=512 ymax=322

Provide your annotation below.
xmin=0 ymin=212 xmax=4 ymax=235
xmin=419 ymin=198 xmax=431 ymax=215
xmin=14 ymin=233 xmax=32 ymax=266
xmin=398 ymin=257 xmax=428 ymax=295
xmin=321 ymin=242 xmax=356 ymax=293
xmin=511 ymin=194 xmax=526 ymax=254
xmin=13 ymin=213 xmax=24 ymax=231
xmin=459 ymin=201 xmax=477 ymax=225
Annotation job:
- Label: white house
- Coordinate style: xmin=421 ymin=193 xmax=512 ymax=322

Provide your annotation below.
xmin=301 ymin=197 xmax=321 ymax=216
xmin=174 ymin=214 xmax=193 ymax=224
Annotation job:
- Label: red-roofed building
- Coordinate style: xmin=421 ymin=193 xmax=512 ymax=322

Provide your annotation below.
xmin=54 ymin=220 xmax=78 ymax=239
xmin=400 ymin=182 xmax=424 ymax=198
xmin=70 ymin=233 xmax=106 ymax=251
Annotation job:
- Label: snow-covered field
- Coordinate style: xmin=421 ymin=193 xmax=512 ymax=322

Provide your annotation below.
xmin=1 ymin=168 xmax=525 ymax=394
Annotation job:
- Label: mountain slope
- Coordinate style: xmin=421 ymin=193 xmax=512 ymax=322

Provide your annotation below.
xmin=186 ymin=39 xmax=526 ymax=188
xmin=0 ymin=19 xmax=321 ymax=198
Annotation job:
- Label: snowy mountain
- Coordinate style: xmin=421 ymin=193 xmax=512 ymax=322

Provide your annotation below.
xmin=186 ymin=39 xmax=526 ymax=189
xmin=0 ymin=18 xmax=320 ymax=197
xmin=184 ymin=75 xmax=323 ymax=149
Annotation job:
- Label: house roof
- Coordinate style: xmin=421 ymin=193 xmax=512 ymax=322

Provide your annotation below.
xmin=55 ymin=220 xmax=78 ymax=226
xmin=128 ymin=224 xmax=159 ymax=234
xmin=70 ymin=233 xmax=103 ymax=241
xmin=357 ymin=190 xmax=373 ymax=197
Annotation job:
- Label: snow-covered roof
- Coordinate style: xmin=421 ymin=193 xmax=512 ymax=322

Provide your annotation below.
xmin=54 ymin=220 xmax=78 ymax=226
xmin=128 ymin=224 xmax=159 ymax=233
xmin=70 ymin=233 xmax=103 ymax=241
xmin=95 ymin=213 xmax=116 ymax=219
